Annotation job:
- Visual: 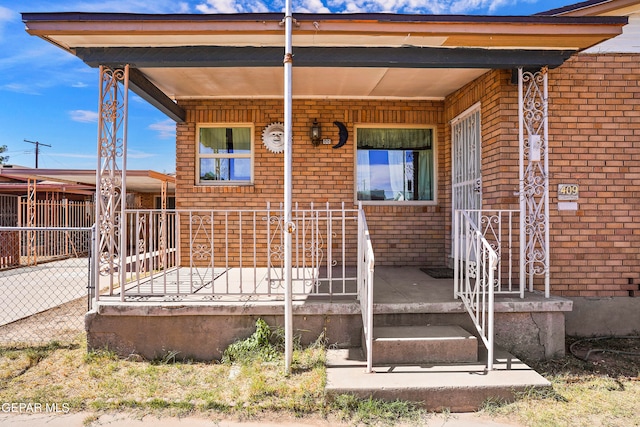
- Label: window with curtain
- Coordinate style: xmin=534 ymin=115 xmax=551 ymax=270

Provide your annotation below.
xmin=356 ymin=127 xmax=434 ymax=202
xmin=197 ymin=125 xmax=253 ymax=184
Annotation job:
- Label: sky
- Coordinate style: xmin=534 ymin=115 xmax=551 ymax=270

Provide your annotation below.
xmin=0 ymin=0 xmax=573 ymax=173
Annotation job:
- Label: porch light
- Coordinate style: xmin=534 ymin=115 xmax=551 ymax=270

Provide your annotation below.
xmin=311 ymin=119 xmax=321 ymax=146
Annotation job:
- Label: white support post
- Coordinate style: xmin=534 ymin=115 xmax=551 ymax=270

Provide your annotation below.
xmin=283 ymin=0 xmax=294 ymax=374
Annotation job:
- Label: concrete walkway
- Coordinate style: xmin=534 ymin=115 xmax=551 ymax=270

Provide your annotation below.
xmin=0 ymin=258 xmax=90 ymax=326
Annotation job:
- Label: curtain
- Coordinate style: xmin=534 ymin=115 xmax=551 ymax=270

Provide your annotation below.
xmin=418 ymin=150 xmax=432 ymax=200
xmin=200 ymin=127 xmax=251 ymax=154
xmin=357 ymin=128 xmax=432 ymax=150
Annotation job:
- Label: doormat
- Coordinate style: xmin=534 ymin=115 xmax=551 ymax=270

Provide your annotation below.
xmin=420 ymin=267 xmax=454 ymax=279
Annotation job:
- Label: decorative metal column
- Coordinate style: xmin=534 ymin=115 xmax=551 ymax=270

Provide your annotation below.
xmin=95 ymin=65 xmax=129 ymax=300
xmin=518 ymin=67 xmax=550 ymax=298
xmin=159 ymin=179 xmax=168 ymax=270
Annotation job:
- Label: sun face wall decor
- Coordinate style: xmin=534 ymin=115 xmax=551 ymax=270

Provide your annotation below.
xmin=262 ymin=122 xmax=285 ymax=153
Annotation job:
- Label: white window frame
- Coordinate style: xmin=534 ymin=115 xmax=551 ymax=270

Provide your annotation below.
xmin=354 ymin=124 xmax=438 ymax=206
xmin=196 ymin=123 xmax=255 ymax=185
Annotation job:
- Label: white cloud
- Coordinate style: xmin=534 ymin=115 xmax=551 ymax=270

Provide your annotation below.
xmin=195 ymin=0 xmax=270 ymax=13
xmin=0 ymin=83 xmax=41 ymax=95
xmin=297 ymin=0 xmax=331 ymax=13
xmin=72 ymin=82 xmax=89 ymax=88
xmin=149 ymin=119 xmax=177 ymax=139
xmin=0 ymin=6 xmax=15 ymax=23
xmin=323 ymin=0 xmax=524 ymax=14
xmin=128 ymin=149 xmax=157 ymax=159
xmin=60 ymin=0 xmax=193 ymax=14
xmin=69 ymin=110 xmax=99 ymax=123
xmin=48 ymin=152 xmax=95 ymax=159
xmin=0 ymin=5 xmax=16 ymax=37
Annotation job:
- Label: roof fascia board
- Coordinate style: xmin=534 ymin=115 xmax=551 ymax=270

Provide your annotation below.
xmin=23 ymin=12 xmax=627 ymax=41
xmin=21 ymin=11 xmax=627 ymax=24
xmin=76 ymin=46 xmax=577 ymax=69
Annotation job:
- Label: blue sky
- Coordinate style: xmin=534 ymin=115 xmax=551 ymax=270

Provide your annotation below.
xmin=0 ymin=0 xmax=572 ymax=173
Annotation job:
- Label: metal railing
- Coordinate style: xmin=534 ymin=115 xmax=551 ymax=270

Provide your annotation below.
xmin=19 ymin=199 xmax=94 ymax=229
xmin=454 ymin=210 xmax=499 ymax=370
xmin=455 ymin=209 xmax=522 ymax=297
xmin=99 ymin=203 xmax=360 ymax=301
xmin=357 ymin=202 xmax=375 ymax=373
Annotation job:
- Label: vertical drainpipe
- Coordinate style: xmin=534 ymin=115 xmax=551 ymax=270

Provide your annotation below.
xmin=283 ymin=0 xmax=294 ymax=375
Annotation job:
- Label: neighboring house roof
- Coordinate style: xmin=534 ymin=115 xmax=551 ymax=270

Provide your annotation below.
xmin=22 ymin=11 xmax=627 ymax=122
xmin=0 ymin=166 xmax=175 ymax=195
xmin=537 ymin=0 xmax=640 ymax=16
xmin=537 ymin=0 xmax=640 ymax=53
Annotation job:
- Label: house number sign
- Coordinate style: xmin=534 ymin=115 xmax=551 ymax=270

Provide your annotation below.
xmin=558 ymin=184 xmax=579 ymax=201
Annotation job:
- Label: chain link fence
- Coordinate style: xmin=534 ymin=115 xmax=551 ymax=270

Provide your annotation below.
xmin=0 ymin=227 xmax=94 ymax=347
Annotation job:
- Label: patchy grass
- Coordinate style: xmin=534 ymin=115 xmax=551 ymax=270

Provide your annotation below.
xmin=0 ymin=320 xmax=426 ymax=425
xmin=481 ymin=336 xmax=640 ymax=427
xmin=6 ymin=325 xmax=638 ymax=426
xmin=331 ymin=394 xmax=425 ymax=426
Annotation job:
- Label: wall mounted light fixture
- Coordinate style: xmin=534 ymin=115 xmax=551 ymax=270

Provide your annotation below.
xmin=311 ymin=119 xmax=321 ymax=146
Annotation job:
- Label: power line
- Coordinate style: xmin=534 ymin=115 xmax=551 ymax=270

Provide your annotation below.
xmin=23 ymin=139 xmax=52 ymax=168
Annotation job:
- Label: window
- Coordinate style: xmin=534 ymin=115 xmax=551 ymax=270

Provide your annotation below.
xmin=155 ymin=196 xmax=176 ymax=209
xmin=356 ymin=126 xmax=435 ymax=202
xmin=197 ymin=125 xmax=253 ymax=184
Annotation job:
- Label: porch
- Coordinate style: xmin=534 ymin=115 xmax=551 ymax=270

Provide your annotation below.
xmin=87 ymin=203 xmax=569 ymax=410
xmin=90 ymin=265 xmax=570 ymax=361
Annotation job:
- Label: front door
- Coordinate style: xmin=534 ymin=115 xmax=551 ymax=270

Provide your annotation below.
xmin=452 ymin=104 xmax=482 ymax=246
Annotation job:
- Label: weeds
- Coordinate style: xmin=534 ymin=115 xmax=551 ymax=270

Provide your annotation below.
xmin=222 ymin=318 xmax=281 ymax=364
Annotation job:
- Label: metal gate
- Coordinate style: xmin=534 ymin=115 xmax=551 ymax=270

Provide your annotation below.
xmin=452 ymin=103 xmax=482 ymax=251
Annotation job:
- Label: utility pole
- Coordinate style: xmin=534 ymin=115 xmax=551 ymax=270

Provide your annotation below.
xmin=24 ymin=139 xmax=51 ymax=168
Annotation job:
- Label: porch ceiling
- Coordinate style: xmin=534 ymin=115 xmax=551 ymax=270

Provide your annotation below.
xmin=22 ymin=12 xmax=627 ymax=121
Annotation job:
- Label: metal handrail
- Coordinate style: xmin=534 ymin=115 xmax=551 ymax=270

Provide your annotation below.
xmin=454 ymin=209 xmax=498 ymax=370
xmin=357 ymin=202 xmax=375 ymax=373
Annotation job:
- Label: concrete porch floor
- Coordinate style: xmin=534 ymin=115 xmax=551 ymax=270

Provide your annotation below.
xmin=97 ymin=265 xmax=571 ymax=312
xmin=370 ymin=266 xmax=571 ymax=313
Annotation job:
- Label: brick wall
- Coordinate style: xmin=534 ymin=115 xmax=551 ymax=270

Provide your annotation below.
xmin=547 ymin=54 xmax=640 ymax=297
xmin=175 ymin=99 xmax=447 ymax=267
xmin=444 ymin=55 xmax=640 ymax=297
xmin=174 ymin=54 xmax=640 ymax=296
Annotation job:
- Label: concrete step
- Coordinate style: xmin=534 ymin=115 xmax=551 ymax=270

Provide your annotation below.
xmin=368 ymin=325 xmax=477 ymax=365
xmin=325 ymin=347 xmax=551 ymax=412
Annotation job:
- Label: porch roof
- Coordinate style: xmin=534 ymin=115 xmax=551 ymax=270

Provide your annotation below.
xmin=22 ymin=11 xmax=627 ymax=122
